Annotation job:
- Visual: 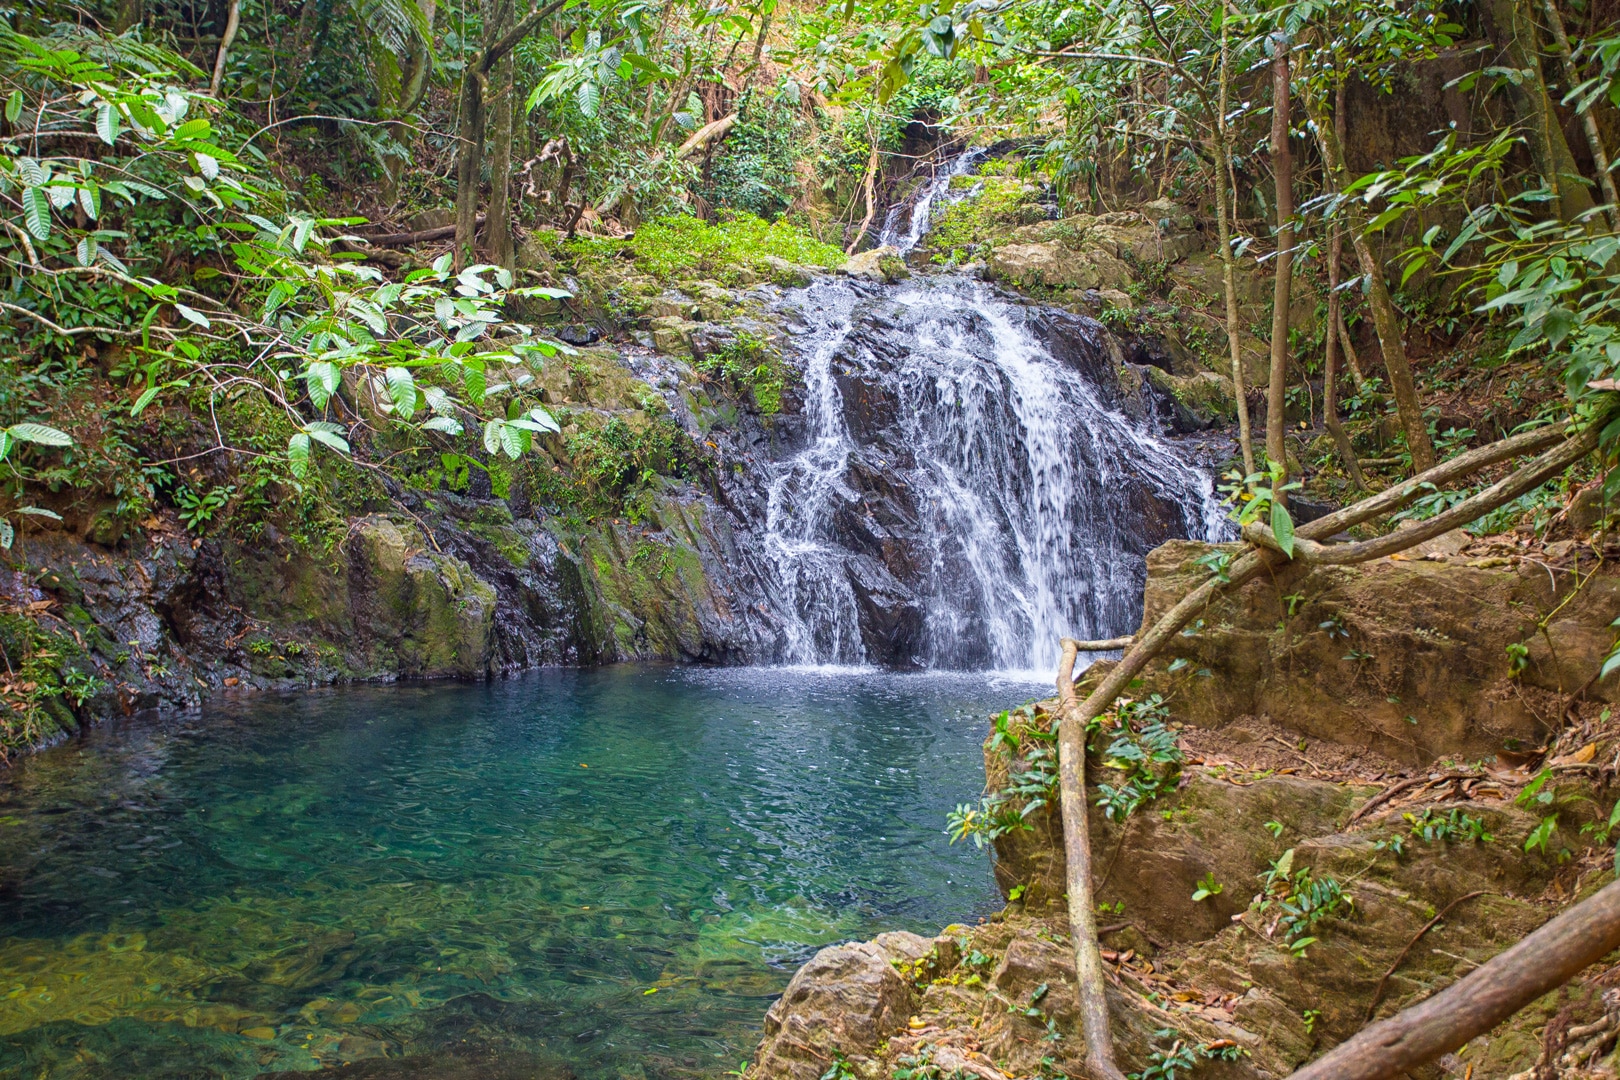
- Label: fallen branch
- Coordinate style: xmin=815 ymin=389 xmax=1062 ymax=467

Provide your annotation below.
xmin=1364 ymin=891 xmax=1492 ymax=1021
xmin=1242 ymin=422 xmax=1599 ymax=566
xmin=1056 ymin=637 xmax=1127 ymax=1080
xmin=362 ymin=216 xmax=485 ymax=247
xmin=677 ymin=114 xmax=737 ymax=159
xmin=1071 ymin=636 xmax=1135 ymax=651
xmin=1287 ymin=876 xmax=1620 ymax=1080
xmin=1347 ymin=775 xmax=1425 ymax=825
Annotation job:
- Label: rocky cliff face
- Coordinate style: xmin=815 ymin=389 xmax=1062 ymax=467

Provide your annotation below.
xmin=747 ymin=536 xmax=1620 ymax=1080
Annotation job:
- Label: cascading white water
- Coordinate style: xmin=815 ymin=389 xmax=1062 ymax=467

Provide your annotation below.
xmin=877 ymin=149 xmax=989 ymax=254
xmin=758 ymin=154 xmax=1226 ymax=675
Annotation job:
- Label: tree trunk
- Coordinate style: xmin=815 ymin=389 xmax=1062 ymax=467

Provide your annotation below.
xmin=487 ymin=47 xmax=516 ymax=268
xmin=1215 ymin=8 xmax=1256 ymax=477
xmin=1325 ymin=222 xmax=1365 ymax=488
xmin=1309 ymin=90 xmax=1436 ymax=471
xmin=209 ymin=0 xmax=242 ymax=97
xmin=451 ymin=0 xmax=568 ymax=267
xmin=1483 ymin=0 xmax=1595 ymax=223
xmin=1056 ymin=641 xmax=1128 ymax=1080
xmin=1541 ymin=0 xmax=1620 ymax=230
xmin=1284 ymin=875 xmax=1620 ymax=1080
xmin=1266 ymin=33 xmax=1293 ymax=491
xmin=452 ymin=64 xmax=488 ymax=269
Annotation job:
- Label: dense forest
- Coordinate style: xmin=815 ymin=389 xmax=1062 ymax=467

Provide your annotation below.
xmin=1 ymin=0 xmax=1618 ymax=746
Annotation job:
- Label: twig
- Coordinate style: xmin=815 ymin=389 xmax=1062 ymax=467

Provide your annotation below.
xmin=1365 ymin=891 xmax=1492 ymax=1021
xmin=1348 ymin=774 xmax=1447 ymax=824
xmin=1072 ymin=636 xmax=1135 ymax=651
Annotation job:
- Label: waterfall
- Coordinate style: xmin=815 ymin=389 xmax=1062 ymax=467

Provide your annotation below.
xmin=877 ymin=149 xmax=990 ymax=254
xmin=755 ymin=156 xmax=1226 ymax=675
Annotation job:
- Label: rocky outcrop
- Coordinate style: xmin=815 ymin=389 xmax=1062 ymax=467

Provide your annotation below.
xmin=1128 ymin=536 xmax=1620 ymax=764
xmin=749 ymin=541 xmax=1620 ymax=1080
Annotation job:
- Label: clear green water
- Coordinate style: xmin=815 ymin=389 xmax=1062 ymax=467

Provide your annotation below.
xmin=0 ymin=666 xmax=1030 ymax=1080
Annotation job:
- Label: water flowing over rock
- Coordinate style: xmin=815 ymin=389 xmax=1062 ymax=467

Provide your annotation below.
xmin=878 ymin=148 xmax=991 ymax=254
xmin=747 ymin=274 xmax=1225 ymax=672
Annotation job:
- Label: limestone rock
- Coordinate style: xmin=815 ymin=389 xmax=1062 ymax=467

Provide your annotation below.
xmin=987 ymin=241 xmax=1132 ymax=292
xmin=841 ymin=246 xmax=907 ymax=283
xmin=762 ymin=255 xmax=815 ymax=287
xmin=349 ymin=515 xmax=497 ymax=678
xmin=753 ymin=939 xmax=916 ymax=1080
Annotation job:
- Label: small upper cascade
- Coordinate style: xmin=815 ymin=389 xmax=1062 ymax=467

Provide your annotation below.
xmin=877 ymin=148 xmax=990 ymax=255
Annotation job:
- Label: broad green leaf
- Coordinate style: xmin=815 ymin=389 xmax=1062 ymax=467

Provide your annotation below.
xmin=131 ymin=384 xmax=162 ymax=416
xmin=385 ymin=367 xmax=417 ymax=419
xmin=483 ymin=419 xmax=503 ymax=454
xmin=287 ymin=432 xmax=311 ymax=478
xmin=6 ymin=422 xmax=72 ymax=447
xmin=95 ymin=102 xmax=120 ymax=145
xmin=174 ymin=303 xmax=210 ymax=328
xmin=305 ymin=361 xmax=341 ymax=408
xmin=421 ymin=415 xmax=463 ymax=435
xmin=306 ymin=426 xmax=351 ymax=453
xmin=4 ymin=90 xmax=20 ymax=124
xmin=22 ymin=187 xmax=50 ymax=241
xmin=1271 ymin=500 xmax=1296 ymax=558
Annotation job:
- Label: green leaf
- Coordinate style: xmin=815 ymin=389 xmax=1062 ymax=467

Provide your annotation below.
xmin=6 ymin=422 xmax=72 ymax=447
xmin=305 ymin=425 xmax=351 ymax=453
xmin=287 ymin=432 xmax=311 ymax=478
xmin=1271 ymin=499 xmax=1296 ymax=558
xmin=172 ymin=117 xmax=211 ymax=141
xmin=0 ymin=518 xmax=11 ymax=550
xmin=385 ymin=367 xmax=417 ymax=419
xmin=173 ymin=303 xmax=210 ymax=328
xmin=95 ymin=102 xmax=120 ymax=145
xmin=22 ymin=187 xmax=50 ymax=241
xmin=4 ymin=90 xmax=21 ymax=124
xmin=305 ymin=361 xmax=341 ymax=409
xmin=577 ymin=79 xmax=601 ymax=118
xmin=483 ymin=419 xmax=503 ymax=454
xmin=421 ymin=415 xmax=463 ymax=435
xmin=131 ymin=384 xmax=162 ymax=416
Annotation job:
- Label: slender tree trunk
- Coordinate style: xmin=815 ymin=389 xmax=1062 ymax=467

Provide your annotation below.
xmin=453 ymin=66 xmax=488 ymax=268
xmin=114 ymin=0 xmax=143 ymax=34
xmin=1484 ymin=0 xmax=1595 ymax=222
xmin=1215 ymin=10 xmax=1255 ymax=477
xmin=1267 ymin=33 xmax=1293 ymax=491
xmin=1325 ymin=223 xmax=1365 ymax=488
xmin=1310 ymin=90 xmax=1436 ymax=471
xmin=452 ymin=0 xmax=569 ymax=266
xmin=1541 ymin=0 xmax=1620 ymax=229
xmin=208 ymin=0 xmax=241 ymax=97
xmin=487 ymin=47 xmax=516 ymax=268
xmin=1336 ymin=308 xmax=1368 ymax=389
xmin=1056 ymin=641 xmax=1128 ymax=1080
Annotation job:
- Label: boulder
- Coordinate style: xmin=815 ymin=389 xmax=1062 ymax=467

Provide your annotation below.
xmin=841 ymin=246 xmax=908 ymax=283
xmin=753 ymin=939 xmax=916 ymax=1080
xmin=987 ymin=241 xmax=1132 ymax=292
xmin=762 ymin=255 xmax=815 ymax=287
